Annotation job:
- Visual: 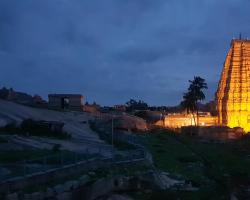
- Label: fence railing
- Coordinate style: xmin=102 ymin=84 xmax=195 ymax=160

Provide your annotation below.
xmin=0 ymin=120 xmax=150 ymax=183
xmin=0 ymin=151 xmax=102 ymax=182
xmin=90 ymin=119 xmax=152 ymax=162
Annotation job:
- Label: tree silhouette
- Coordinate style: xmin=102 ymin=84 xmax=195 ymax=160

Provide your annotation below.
xmin=181 ymin=76 xmax=207 ymax=126
xmin=125 ymin=99 xmax=148 ymax=111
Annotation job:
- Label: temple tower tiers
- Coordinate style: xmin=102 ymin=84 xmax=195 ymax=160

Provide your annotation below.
xmin=216 ymin=39 xmax=250 ymax=132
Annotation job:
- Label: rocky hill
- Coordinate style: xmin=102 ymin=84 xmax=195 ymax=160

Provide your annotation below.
xmin=0 ymin=99 xmax=100 ymax=142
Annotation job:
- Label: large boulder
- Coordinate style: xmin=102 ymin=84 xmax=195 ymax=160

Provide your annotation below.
xmin=135 ymin=110 xmax=163 ymax=124
xmin=115 ymin=114 xmax=147 ymax=132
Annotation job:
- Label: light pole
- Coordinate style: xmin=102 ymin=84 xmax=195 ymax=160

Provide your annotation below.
xmin=111 ymin=115 xmax=114 ymax=149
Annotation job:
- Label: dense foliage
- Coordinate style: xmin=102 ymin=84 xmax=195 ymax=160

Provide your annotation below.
xmin=0 ymin=119 xmax=71 ymax=139
xmin=181 ymin=76 xmax=208 ymax=125
xmin=125 ymin=99 xmax=148 ymax=111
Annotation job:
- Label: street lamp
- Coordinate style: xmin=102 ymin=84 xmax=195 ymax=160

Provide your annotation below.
xmin=111 ymin=115 xmax=114 ymax=149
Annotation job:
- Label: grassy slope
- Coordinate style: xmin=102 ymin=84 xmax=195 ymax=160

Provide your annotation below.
xmin=138 ymin=128 xmax=250 ymax=200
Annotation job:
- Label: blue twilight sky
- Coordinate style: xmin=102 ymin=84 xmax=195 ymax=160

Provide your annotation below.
xmin=0 ymin=0 xmax=250 ymax=106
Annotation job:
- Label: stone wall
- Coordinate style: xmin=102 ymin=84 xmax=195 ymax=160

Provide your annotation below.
xmin=181 ymin=126 xmax=244 ymax=140
xmin=156 ymin=113 xmax=217 ymax=128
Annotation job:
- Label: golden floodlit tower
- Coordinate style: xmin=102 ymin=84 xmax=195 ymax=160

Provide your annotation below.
xmin=216 ymin=38 xmax=250 ymax=132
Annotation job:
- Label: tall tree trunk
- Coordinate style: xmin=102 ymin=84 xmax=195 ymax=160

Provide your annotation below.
xmin=192 ymin=112 xmax=197 ymax=126
xmin=196 ymin=101 xmax=199 ymax=127
xmin=196 ymin=109 xmax=199 ymax=127
xmin=186 ymin=109 xmax=196 ymax=126
xmin=191 ymin=112 xmax=197 ymax=136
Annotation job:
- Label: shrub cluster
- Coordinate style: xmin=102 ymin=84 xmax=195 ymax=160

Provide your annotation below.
xmin=0 ymin=119 xmax=71 ymax=139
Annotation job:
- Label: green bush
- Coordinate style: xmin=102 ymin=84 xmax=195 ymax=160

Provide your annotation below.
xmin=0 ymin=123 xmax=20 ymax=133
xmin=0 ymin=119 xmax=71 ymax=140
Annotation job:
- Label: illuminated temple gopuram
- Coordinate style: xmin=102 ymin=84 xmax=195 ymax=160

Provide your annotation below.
xmin=216 ymin=39 xmax=250 ymax=132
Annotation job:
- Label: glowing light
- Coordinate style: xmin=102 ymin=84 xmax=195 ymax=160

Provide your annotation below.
xmin=216 ymin=39 xmax=250 ymax=132
xmin=155 ymin=112 xmax=217 ymax=128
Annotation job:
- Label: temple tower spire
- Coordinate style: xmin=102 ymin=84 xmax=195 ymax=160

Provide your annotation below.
xmin=216 ymin=38 xmax=250 ymax=132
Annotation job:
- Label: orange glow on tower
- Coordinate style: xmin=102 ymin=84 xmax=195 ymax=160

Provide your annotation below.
xmin=216 ymin=39 xmax=250 ymax=132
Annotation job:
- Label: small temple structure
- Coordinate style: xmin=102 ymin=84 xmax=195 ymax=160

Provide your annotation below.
xmin=216 ymin=38 xmax=250 ymax=132
xmin=48 ymin=94 xmax=84 ymax=111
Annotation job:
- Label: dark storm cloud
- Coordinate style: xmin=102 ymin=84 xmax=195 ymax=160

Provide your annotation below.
xmin=185 ymin=38 xmax=218 ymax=55
xmin=115 ymin=47 xmax=166 ymax=64
xmin=0 ymin=0 xmax=250 ymax=105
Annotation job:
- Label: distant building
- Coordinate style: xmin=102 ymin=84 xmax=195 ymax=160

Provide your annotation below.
xmin=155 ymin=112 xmax=218 ymax=128
xmin=113 ymin=104 xmax=126 ymax=112
xmin=48 ymin=94 xmax=84 ymax=111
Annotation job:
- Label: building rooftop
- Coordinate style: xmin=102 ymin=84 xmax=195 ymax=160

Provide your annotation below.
xmin=48 ymin=94 xmax=83 ymax=98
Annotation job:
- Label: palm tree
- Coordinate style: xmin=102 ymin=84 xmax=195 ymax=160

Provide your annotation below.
xmin=181 ymin=91 xmax=197 ymax=125
xmin=181 ymin=76 xmax=207 ymax=126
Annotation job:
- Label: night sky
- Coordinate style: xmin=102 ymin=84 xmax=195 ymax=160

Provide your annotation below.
xmin=0 ymin=0 xmax=250 ymax=106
